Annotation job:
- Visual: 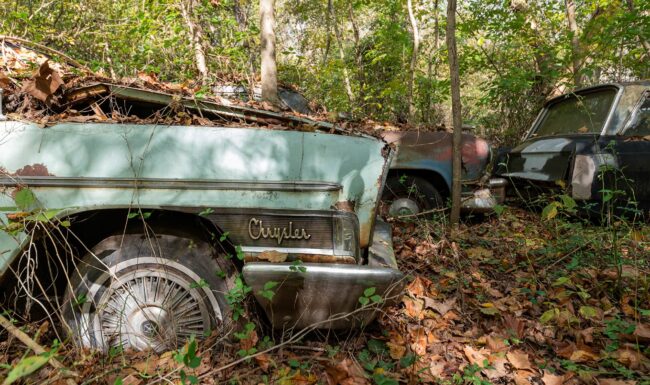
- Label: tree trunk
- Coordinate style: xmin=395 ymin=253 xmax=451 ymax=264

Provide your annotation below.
xmin=348 ymin=4 xmax=366 ymax=106
xmin=446 ymin=0 xmax=462 ymax=229
xmin=406 ymin=0 xmax=420 ymax=123
xmin=179 ymin=0 xmax=209 ymax=83
xmin=260 ymin=0 xmax=279 ymax=105
xmin=232 ymin=0 xmax=257 ymax=89
xmin=331 ymin=2 xmax=355 ymax=106
xmin=564 ymin=0 xmax=582 ymax=88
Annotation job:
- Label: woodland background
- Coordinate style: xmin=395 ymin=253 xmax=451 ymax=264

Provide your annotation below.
xmin=0 ymin=1 xmax=650 ymax=385
xmin=1 ymin=0 xmax=648 ymax=144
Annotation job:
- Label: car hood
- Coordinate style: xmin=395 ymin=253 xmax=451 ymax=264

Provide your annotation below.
xmin=496 ymin=135 xmax=600 ymax=182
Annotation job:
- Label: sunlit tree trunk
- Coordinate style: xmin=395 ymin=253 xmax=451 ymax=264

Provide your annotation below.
xmin=564 ymin=0 xmax=582 ymax=88
xmin=179 ymin=0 xmax=209 ymax=83
xmin=260 ymin=0 xmax=279 ymax=105
xmin=407 ymin=0 xmax=420 ymax=123
xmin=447 ymin=0 xmax=462 ymax=229
xmin=331 ymin=1 xmax=354 ymax=107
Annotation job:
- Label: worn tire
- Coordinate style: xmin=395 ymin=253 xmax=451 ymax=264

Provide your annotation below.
xmin=382 ymin=175 xmax=444 ymax=217
xmin=63 ymin=232 xmax=234 ymax=352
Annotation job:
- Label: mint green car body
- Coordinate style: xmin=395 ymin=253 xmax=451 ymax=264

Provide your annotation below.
xmin=0 ymin=87 xmax=402 ymax=332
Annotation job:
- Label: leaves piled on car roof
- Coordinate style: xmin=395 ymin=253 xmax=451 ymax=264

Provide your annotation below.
xmin=0 ymin=40 xmax=413 ymax=137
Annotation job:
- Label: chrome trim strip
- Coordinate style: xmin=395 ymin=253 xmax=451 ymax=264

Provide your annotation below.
xmin=0 ymin=176 xmax=342 ymax=192
xmin=241 ymin=245 xmax=354 ymax=257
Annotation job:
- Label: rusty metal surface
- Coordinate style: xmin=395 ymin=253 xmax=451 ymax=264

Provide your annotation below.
xmin=381 ymin=130 xmax=491 ymax=188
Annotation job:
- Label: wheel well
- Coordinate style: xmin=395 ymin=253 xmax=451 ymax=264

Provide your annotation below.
xmin=0 ymin=209 xmax=235 ymax=317
xmin=387 ymin=169 xmax=450 ymax=198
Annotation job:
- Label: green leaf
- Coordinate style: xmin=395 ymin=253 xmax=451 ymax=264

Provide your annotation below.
xmin=540 ymin=309 xmax=557 ymax=324
xmin=263 ymin=281 xmax=278 ymax=290
xmin=199 ymin=208 xmax=214 ymax=217
xmin=364 ymin=287 xmax=376 ymax=297
xmin=219 ymin=231 xmax=229 ymax=241
xmin=260 ymin=290 xmax=275 ymax=300
xmin=14 ymin=189 xmax=36 ymax=211
xmin=552 ymin=276 xmax=571 ymax=287
xmin=3 ymin=354 xmax=50 ymax=385
xmin=400 ymin=353 xmax=416 ymax=367
xmin=480 ymin=307 xmax=500 ymax=315
xmin=541 ymin=202 xmax=558 ymax=220
xmin=358 ymin=296 xmax=369 ymax=306
xmin=560 ymin=194 xmax=577 ymax=210
xmin=579 ymin=306 xmax=598 ymax=319
xmin=370 ymin=295 xmax=383 ymax=303
xmin=367 ymin=339 xmax=387 ymax=355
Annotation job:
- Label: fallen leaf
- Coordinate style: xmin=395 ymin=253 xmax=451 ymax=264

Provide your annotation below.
xmin=463 ymin=345 xmax=489 ymax=368
xmin=632 ymin=323 xmax=650 ymax=342
xmin=406 ymin=276 xmax=427 ymax=297
xmin=507 ymin=350 xmax=533 ymax=370
xmin=466 ymin=246 xmax=493 ymax=259
xmin=423 ymin=296 xmax=456 ymax=315
xmin=0 ymin=71 xmax=11 ymax=88
xmin=513 ymin=369 xmax=535 ymax=385
xmin=541 ymin=370 xmax=564 ymax=385
xmin=402 ymin=296 xmax=424 ymax=319
xmin=21 ymin=61 xmax=63 ymax=103
xmin=613 ymin=347 xmax=650 ymax=370
xmin=596 ymin=378 xmax=637 ymax=385
xmin=255 ymin=353 xmax=271 ymax=372
xmin=257 ymin=250 xmax=288 ymax=263
xmin=486 ymin=334 xmax=509 ymax=352
xmin=387 ymin=342 xmax=405 ymax=359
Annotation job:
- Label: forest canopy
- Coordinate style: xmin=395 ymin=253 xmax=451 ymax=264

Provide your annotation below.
xmin=1 ymin=0 xmax=648 ymax=143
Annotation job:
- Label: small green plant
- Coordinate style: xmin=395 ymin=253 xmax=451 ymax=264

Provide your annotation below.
xmin=289 ymin=259 xmax=307 ymax=273
xmin=258 ymin=280 xmax=278 ymax=300
xmin=234 ymin=322 xmax=257 ymax=357
xmin=174 ymin=335 xmax=202 ymax=385
xmin=359 ymin=287 xmax=382 ymax=306
xmin=198 ymin=207 xmax=214 ymax=216
xmin=225 ymin=275 xmax=252 ymax=320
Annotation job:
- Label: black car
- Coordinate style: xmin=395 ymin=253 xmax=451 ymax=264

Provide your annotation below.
xmin=496 ymin=81 xmax=650 ymax=217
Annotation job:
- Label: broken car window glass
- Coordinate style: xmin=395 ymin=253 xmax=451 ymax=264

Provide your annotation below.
xmin=533 ymin=89 xmax=617 ymax=137
xmin=625 ymin=93 xmax=650 ymax=136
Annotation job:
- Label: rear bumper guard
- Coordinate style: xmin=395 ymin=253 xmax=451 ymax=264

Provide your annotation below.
xmin=243 ymin=263 xmax=404 ymax=329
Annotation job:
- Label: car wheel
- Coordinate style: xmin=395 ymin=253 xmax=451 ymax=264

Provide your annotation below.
xmin=63 ymin=233 xmax=233 ymax=352
xmin=382 ymin=175 xmax=444 ymax=217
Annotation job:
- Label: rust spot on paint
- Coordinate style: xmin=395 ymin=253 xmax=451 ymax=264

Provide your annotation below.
xmin=334 ymin=200 xmax=355 ymax=212
xmin=12 ymin=163 xmax=53 ymax=177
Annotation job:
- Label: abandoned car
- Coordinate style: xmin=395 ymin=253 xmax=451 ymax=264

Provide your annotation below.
xmin=0 ymin=77 xmax=403 ymax=351
xmin=495 ymin=81 xmax=650 ymax=216
xmin=381 ymin=130 xmax=506 ymax=216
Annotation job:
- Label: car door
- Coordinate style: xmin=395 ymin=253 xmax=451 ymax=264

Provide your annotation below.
xmin=611 ymin=90 xmax=650 ymax=210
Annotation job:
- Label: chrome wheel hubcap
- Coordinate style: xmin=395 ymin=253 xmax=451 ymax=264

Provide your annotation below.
xmin=89 ymin=258 xmax=220 ymax=352
xmin=388 ymin=198 xmax=421 ymax=217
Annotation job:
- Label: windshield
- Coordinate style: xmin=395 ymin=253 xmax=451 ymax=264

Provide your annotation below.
xmin=532 ymin=89 xmax=617 ymax=137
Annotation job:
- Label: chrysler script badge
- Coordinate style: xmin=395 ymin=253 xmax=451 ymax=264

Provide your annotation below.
xmin=248 ymin=218 xmax=311 ymax=245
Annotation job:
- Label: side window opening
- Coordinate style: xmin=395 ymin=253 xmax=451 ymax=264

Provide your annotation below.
xmin=624 ymin=92 xmax=650 ymax=136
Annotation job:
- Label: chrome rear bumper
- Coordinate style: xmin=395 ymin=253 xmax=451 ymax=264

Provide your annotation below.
xmin=243 ymin=263 xmax=404 ymax=329
xmin=461 ymin=178 xmax=507 ymax=213
xmin=242 ymin=218 xmax=404 ymax=329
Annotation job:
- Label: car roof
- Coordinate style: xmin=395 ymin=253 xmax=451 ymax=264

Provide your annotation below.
xmin=544 ymin=81 xmax=649 ymax=107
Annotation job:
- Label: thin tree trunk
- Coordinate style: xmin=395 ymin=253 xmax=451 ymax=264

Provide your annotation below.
xmin=180 ymin=0 xmax=209 ymax=83
xmin=322 ymin=0 xmax=333 ymax=65
xmin=331 ymin=3 xmax=354 ymax=106
xmin=446 ymin=0 xmax=462 ymax=229
xmin=564 ymin=0 xmax=582 ymax=88
xmin=232 ymin=0 xmax=257 ymax=93
xmin=260 ymin=0 xmax=279 ymax=104
xmin=348 ymin=4 xmax=365 ymax=105
xmin=406 ymin=0 xmax=420 ymax=123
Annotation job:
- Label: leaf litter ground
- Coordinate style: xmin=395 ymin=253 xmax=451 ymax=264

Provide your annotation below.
xmin=1 ymin=207 xmax=648 ymax=384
